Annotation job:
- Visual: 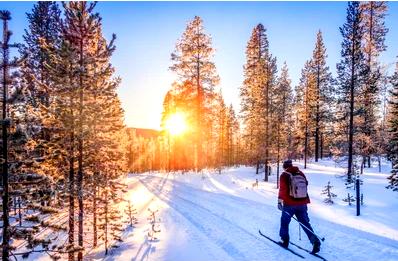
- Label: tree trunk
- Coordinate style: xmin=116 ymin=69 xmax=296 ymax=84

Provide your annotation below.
xmin=304 ymin=127 xmax=308 ymax=169
xmin=77 ymin=38 xmax=84 ymax=261
xmin=347 ymin=19 xmax=357 ymax=183
xmin=367 ymin=156 xmax=371 ymax=168
xmin=196 ymin=31 xmax=202 ymax=172
xmin=93 ymin=183 xmax=97 ymax=247
xmin=320 ymin=132 xmax=323 ymax=159
xmin=264 ymin=71 xmax=269 ymax=181
xmin=104 ymin=189 xmax=109 ymax=255
xmin=315 ymin=59 xmax=321 ymax=162
xmin=1 ymin=16 xmax=10 ymax=260
xmin=256 ymin=161 xmax=260 ymax=175
xmin=277 ymin=125 xmax=280 ymax=189
xmin=68 ymin=97 xmax=75 ymax=261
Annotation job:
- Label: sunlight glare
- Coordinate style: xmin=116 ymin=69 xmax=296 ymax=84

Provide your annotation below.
xmin=165 ymin=112 xmax=188 ymax=136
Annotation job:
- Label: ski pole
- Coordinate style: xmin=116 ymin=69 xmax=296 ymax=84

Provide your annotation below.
xmin=283 ymin=210 xmax=325 ymax=242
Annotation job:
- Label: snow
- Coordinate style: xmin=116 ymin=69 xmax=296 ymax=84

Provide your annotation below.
xmin=28 ymin=158 xmax=398 ymax=260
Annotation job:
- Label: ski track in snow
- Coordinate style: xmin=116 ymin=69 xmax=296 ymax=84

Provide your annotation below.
xmin=133 ymin=173 xmax=398 ymax=261
xmin=36 ymin=161 xmax=398 ymax=261
xmin=138 ymin=174 xmax=292 ymax=261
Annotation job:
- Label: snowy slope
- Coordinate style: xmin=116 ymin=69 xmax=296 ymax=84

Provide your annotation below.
xmin=86 ymin=159 xmax=398 ymax=261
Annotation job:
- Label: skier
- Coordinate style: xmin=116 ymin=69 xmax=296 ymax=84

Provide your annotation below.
xmin=278 ymin=159 xmax=321 ymax=254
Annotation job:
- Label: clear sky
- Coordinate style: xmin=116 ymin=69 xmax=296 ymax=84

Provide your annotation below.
xmin=1 ymin=1 xmax=398 ymax=130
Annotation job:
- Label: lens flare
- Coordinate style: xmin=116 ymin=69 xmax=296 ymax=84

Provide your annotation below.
xmin=165 ymin=112 xmax=187 ymax=136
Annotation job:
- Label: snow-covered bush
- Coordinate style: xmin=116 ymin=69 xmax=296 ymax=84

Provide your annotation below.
xmin=321 ymin=181 xmax=337 ymax=204
xmin=147 ymin=208 xmax=161 ymax=241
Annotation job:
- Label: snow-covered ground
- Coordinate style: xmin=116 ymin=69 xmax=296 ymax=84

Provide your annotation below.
xmin=86 ymin=158 xmax=398 ymax=261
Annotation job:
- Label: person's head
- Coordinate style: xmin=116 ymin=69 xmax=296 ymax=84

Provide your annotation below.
xmin=283 ymin=159 xmax=293 ymax=170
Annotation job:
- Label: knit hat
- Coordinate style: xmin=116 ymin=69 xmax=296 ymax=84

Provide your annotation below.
xmin=283 ymin=159 xmax=293 ymax=169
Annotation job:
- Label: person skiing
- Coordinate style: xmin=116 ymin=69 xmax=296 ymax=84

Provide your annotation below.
xmin=278 ymin=159 xmax=321 ymax=254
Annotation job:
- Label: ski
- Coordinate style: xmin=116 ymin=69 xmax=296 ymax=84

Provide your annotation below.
xmin=289 ymin=241 xmax=328 ymax=261
xmin=258 ymin=230 xmax=305 ymax=259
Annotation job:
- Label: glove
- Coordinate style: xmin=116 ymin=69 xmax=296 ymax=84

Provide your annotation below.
xmin=278 ymin=199 xmax=283 ymax=211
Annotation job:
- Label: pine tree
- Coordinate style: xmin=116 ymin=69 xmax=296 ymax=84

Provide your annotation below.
xmin=294 ymin=60 xmax=316 ymax=168
xmin=38 ymin=2 xmax=127 ymax=259
xmin=0 ymin=10 xmax=26 ymax=259
xmin=273 ymin=62 xmax=293 ymax=186
xmin=215 ymin=91 xmax=227 ymax=173
xmin=336 ymin=1 xmax=366 ymax=182
xmin=19 ymin=2 xmax=62 ymax=181
xmin=387 ymin=62 xmax=398 ymax=191
xmin=226 ymin=104 xmax=239 ymax=167
xmin=170 ymin=16 xmax=219 ymax=172
xmin=310 ymin=31 xmax=334 ymax=162
xmin=321 ymin=181 xmax=337 ymax=204
xmin=42 ymin=36 xmax=80 ymax=260
xmin=62 ymin=3 xmax=104 ymax=259
xmin=359 ymin=1 xmax=388 ymax=167
xmin=240 ymin=24 xmax=277 ymax=181
xmin=21 ymin=1 xmax=61 ymax=107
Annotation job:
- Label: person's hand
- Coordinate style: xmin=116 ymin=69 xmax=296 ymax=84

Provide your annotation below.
xmin=278 ymin=199 xmax=283 ymax=211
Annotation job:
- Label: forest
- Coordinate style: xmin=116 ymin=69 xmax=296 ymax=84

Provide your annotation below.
xmin=0 ymin=1 xmax=397 ymax=260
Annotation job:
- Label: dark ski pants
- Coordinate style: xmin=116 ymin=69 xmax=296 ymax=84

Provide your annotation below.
xmin=279 ymin=204 xmax=318 ymax=244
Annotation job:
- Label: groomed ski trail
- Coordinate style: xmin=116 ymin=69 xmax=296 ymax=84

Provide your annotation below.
xmin=100 ymin=171 xmax=398 ymax=261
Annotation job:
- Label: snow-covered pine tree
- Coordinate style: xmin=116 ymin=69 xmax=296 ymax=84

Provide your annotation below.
xmin=358 ymin=1 xmax=388 ymax=168
xmin=125 ymin=200 xmax=138 ymax=227
xmin=273 ymin=62 xmax=293 ymax=185
xmin=39 ymin=2 xmax=126 ymax=259
xmin=310 ymin=31 xmax=334 ymax=162
xmin=387 ymin=62 xmax=398 ymax=191
xmin=19 ymin=2 xmax=63 ymax=180
xmin=336 ymin=1 xmax=366 ymax=183
xmin=98 ymin=177 xmax=126 ymax=255
xmin=170 ymin=16 xmax=220 ymax=172
xmin=62 ymin=2 xmax=107 ymax=259
xmin=342 ymin=193 xmax=356 ymax=206
xmin=21 ymin=1 xmax=61 ymax=108
xmin=81 ymin=28 xmax=126 ymax=249
xmin=240 ymin=24 xmax=277 ymax=181
xmin=17 ymin=5 xmax=67 ymax=240
xmin=0 ymin=10 xmax=27 ymax=259
xmin=321 ymin=181 xmax=337 ymax=204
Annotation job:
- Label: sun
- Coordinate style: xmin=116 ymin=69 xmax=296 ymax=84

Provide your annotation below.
xmin=165 ymin=112 xmax=188 ymax=136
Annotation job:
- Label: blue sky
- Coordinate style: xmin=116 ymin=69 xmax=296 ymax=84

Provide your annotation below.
xmin=1 ymin=1 xmax=398 ymax=129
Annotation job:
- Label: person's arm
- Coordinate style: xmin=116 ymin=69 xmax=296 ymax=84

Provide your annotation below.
xmin=278 ymin=173 xmax=288 ymax=201
xmin=278 ymin=173 xmax=288 ymax=210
